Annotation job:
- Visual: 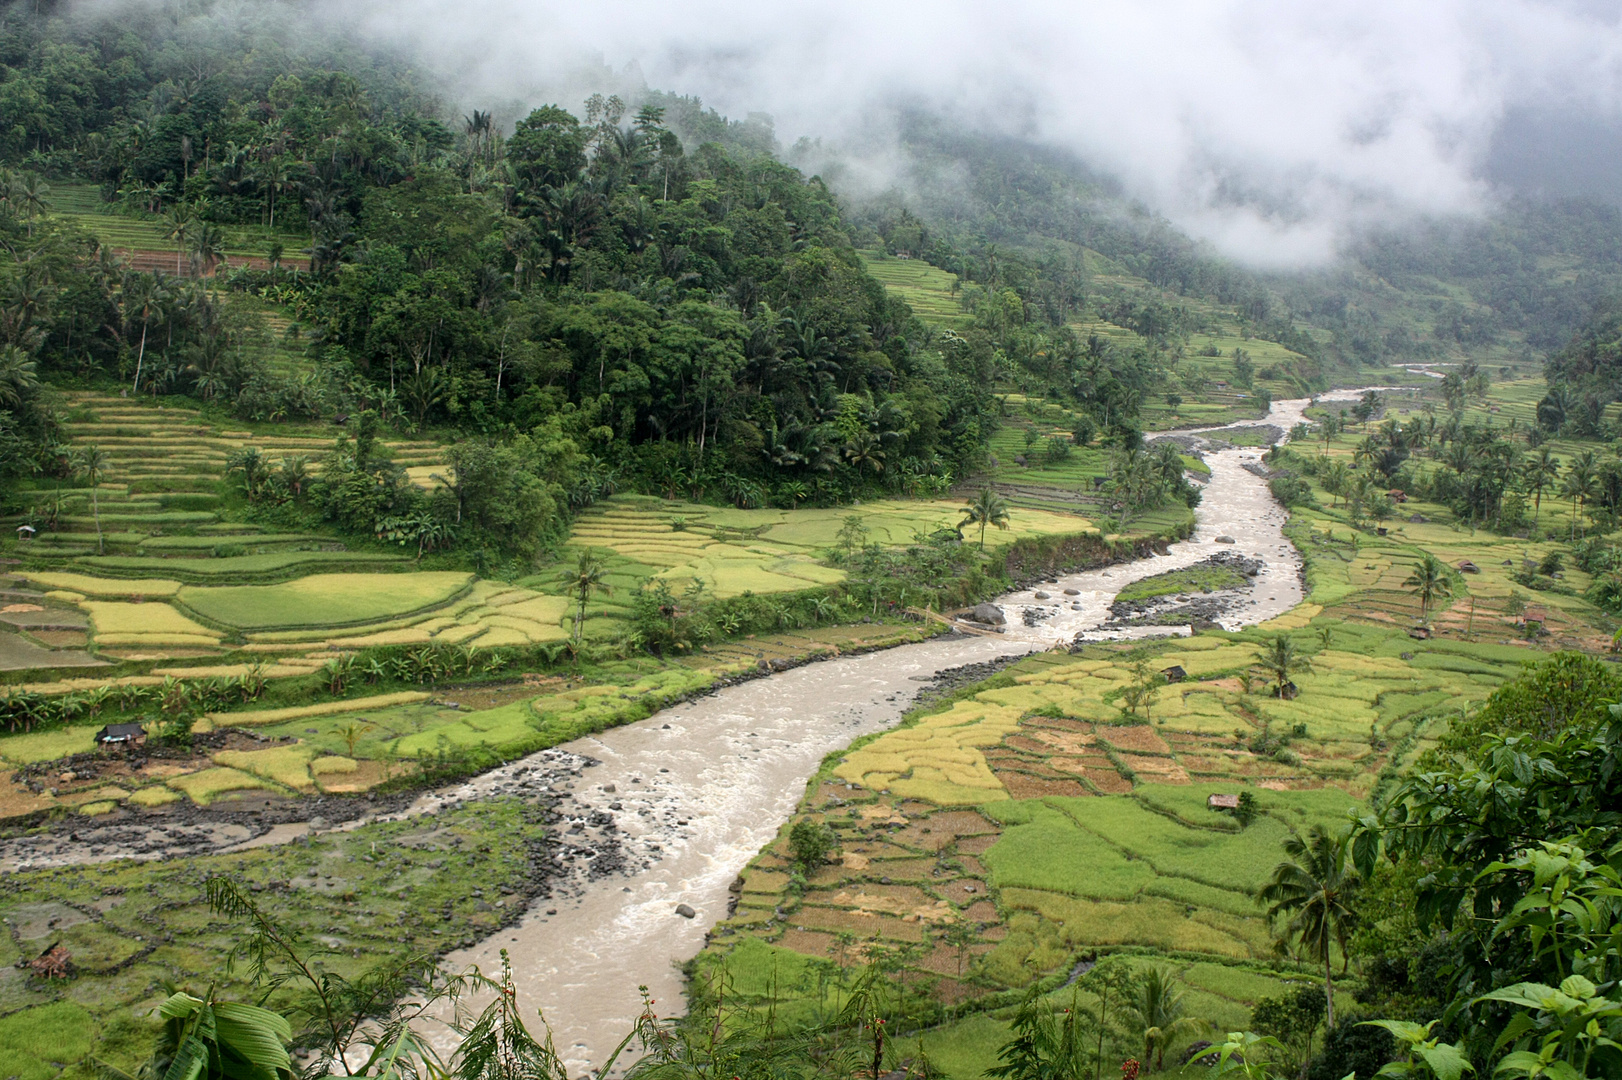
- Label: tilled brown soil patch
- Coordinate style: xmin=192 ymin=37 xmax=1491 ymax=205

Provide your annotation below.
xmin=996 ymin=770 xmax=1089 ymax=798
xmin=1100 ymin=725 xmax=1172 ymax=754
xmin=938 ymin=878 xmax=990 ymax=905
xmin=956 ymin=835 xmax=997 ymax=855
xmin=789 ymin=906 xmax=927 ymax=941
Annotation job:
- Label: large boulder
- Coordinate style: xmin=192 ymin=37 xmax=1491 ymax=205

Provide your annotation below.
xmin=964 ymin=603 xmax=1006 ymax=626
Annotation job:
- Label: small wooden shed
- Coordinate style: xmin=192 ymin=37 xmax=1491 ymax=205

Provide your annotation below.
xmin=1161 ymin=665 xmax=1187 ymax=683
xmin=1207 ymin=794 xmax=1240 ymax=810
xmin=94 ymin=723 xmax=146 ymax=747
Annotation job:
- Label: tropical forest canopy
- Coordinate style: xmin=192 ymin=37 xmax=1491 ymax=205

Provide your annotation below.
xmin=5 ymin=0 xmax=1622 ymax=560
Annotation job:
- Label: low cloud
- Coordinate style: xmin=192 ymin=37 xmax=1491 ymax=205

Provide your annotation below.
xmin=302 ymin=1 xmax=1622 ymax=262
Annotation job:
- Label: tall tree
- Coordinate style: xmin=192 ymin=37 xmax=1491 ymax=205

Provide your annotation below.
xmin=1562 ymin=451 xmax=1599 ymax=539
xmin=1128 ymin=967 xmax=1204 ymax=1071
xmin=960 ymin=487 xmax=1011 ymax=550
xmin=73 ymin=443 xmax=108 ymax=554
xmin=1403 ymin=552 xmax=1453 ymax=623
xmin=562 ymin=549 xmax=610 ymax=647
xmin=1521 ymin=447 xmax=1561 ymax=526
xmin=1253 ymin=633 xmax=1310 ymax=698
xmin=1258 ymin=825 xmax=1359 ymax=1028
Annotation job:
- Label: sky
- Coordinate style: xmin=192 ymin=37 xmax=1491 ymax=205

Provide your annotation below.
xmin=322 ymin=0 xmax=1622 ymax=266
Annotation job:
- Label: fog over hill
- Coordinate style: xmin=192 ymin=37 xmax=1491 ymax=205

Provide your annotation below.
xmin=297 ymin=0 xmax=1622 ymax=266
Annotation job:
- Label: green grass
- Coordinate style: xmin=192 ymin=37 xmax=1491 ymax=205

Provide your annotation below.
xmin=0 ymin=796 xmax=550 ymax=1080
xmin=856 ymin=250 xmax=969 ymax=327
xmin=1114 ymin=565 xmax=1252 ymax=603
xmin=47 ymin=182 xmax=307 ymax=260
xmin=77 ymin=552 xmax=410 ymax=582
xmin=176 ymin=571 xmax=472 ymax=631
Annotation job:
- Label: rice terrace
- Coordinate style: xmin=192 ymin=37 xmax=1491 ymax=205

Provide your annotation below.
xmin=3 ymin=5 xmax=1622 ymax=1080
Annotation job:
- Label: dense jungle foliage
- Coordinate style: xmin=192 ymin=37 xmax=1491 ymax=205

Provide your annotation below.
xmin=0 ymin=0 xmax=1194 ymax=562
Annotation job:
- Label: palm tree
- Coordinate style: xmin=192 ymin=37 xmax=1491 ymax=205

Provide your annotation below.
xmin=188 ymin=222 xmax=225 ymax=277
xmin=163 ymin=205 xmax=194 ymax=275
xmin=562 ymin=550 xmax=611 ymax=646
xmin=842 ymin=430 xmax=886 ymax=476
xmin=279 ymin=455 xmax=310 ymax=498
xmin=1322 ymin=460 xmax=1349 ymax=508
xmin=960 ymin=487 xmax=1011 ymax=550
xmin=1521 ymin=447 xmax=1561 ymax=526
xmin=1442 ymin=441 xmax=1473 ymax=477
xmin=74 ymin=445 xmax=109 ymax=554
xmin=0 ymin=345 xmax=39 ymax=409
xmin=1152 ymin=441 xmax=1186 ymax=489
xmin=1561 ymin=451 xmax=1599 ymax=540
xmin=1257 ymin=824 xmax=1360 ymax=1028
xmin=1403 ymin=552 xmax=1453 ymax=622
xmin=1253 ymin=633 xmax=1310 ymax=698
xmin=1128 ymin=967 xmax=1205 ymax=1071
xmin=12 ymin=172 xmax=49 ymax=237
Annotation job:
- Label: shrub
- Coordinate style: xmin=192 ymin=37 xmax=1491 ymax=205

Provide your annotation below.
xmin=1269 ymin=474 xmax=1317 ymax=508
xmin=788 ymin=819 xmax=838 ymax=872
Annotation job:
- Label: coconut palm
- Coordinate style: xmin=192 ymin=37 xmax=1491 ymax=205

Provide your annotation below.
xmin=1322 ymin=460 xmax=1349 ymax=508
xmin=1521 ymin=446 xmax=1561 ymax=526
xmin=0 ymin=345 xmax=39 ymax=409
xmin=12 ymin=172 xmax=49 ymax=237
xmin=1128 ymin=967 xmax=1205 ymax=1071
xmin=562 ymin=549 xmax=611 ymax=646
xmin=1152 ymin=441 xmax=1186 ymax=489
xmin=163 ymin=205 xmax=194 ymax=275
xmin=73 ymin=444 xmax=109 ymax=554
xmin=1435 ymin=441 xmax=1471 ymax=480
xmin=188 ymin=222 xmax=226 ymax=277
xmin=959 ymin=487 xmax=1011 ymax=550
xmin=279 ymin=455 xmax=310 ymax=498
xmin=1561 ymin=451 xmax=1599 ymax=540
xmin=1253 ymin=633 xmax=1311 ymax=698
xmin=842 ymin=430 xmax=886 ymax=476
xmin=1403 ymin=552 xmax=1453 ymax=622
xmin=1257 ymin=824 xmax=1360 ymax=1028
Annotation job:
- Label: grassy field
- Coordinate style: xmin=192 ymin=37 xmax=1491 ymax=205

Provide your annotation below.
xmin=857 ymin=251 xmax=971 ymax=327
xmin=0 ymin=795 xmax=551 ymax=1080
xmin=690 ymin=371 xmax=1618 ymax=1068
xmin=46 ymin=182 xmax=308 ymax=268
xmin=692 ymin=616 xmax=1537 ymax=1066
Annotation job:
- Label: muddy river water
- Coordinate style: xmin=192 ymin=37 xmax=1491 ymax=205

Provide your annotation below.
xmin=3 ymin=390 xmax=1387 ymax=1069
xmin=418 ymin=390 xmax=1383 ymax=1070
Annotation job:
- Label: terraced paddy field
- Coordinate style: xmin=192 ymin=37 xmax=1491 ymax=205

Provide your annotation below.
xmin=1290 ymin=384 xmax=1619 ymax=650
xmin=694 ymin=615 xmax=1541 ymax=1066
xmin=538 ymin=493 xmax=1098 ymax=614
xmin=857 ymin=250 xmax=970 ymax=327
xmin=0 ymin=794 xmax=554 ymax=1080
xmin=0 ymin=620 xmax=941 ymax=823
xmin=45 ymin=183 xmax=308 ymax=272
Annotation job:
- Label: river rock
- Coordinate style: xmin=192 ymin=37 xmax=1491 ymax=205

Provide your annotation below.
xmin=1215 ymin=535 xmax=1236 ymax=544
xmin=964 ymin=603 xmax=1005 ymax=626
xmin=675 ymin=903 xmax=697 ymax=919
xmin=1034 ymin=591 xmax=1051 ymax=600
xmin=1064 ymin=588 xmax=1080 ymax=596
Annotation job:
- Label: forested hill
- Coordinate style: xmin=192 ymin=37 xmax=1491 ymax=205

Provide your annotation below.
xmin=0 ymin=0 xmax=1006 ymax=540
xmin=851 ymin=115 xmax=1622 ymax=379
xmin=4 ymin=0 xmax=1622 ymax=546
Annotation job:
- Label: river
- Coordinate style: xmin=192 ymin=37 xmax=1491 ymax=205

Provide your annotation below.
xmin=420 ymin=389 xmax=1381 ymax=1071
